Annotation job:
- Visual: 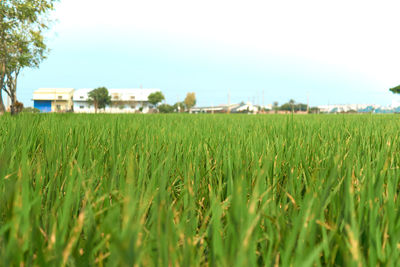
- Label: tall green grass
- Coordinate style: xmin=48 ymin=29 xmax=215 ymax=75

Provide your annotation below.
xmin=0 ymin=113 xmax=400 ymax=266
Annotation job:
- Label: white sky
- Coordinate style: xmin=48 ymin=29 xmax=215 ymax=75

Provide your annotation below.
xmin=55 ymin=0 xmax=400 ymax=84
xmin=19 ymin=0 xmax=400 ymax=106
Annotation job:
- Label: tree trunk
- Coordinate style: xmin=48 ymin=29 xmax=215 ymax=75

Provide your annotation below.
xmin=9 ymin=86 xmax=16 ymax=115
xmin=0 ymin=63 xmax=5 ymax=114
xmin=7 ymin=70 xmax=19 ymax=116
xmin=10 ymin=100 xmax=15 ymax=115
xmin=0 ymin=89 xmax=5 ymax=114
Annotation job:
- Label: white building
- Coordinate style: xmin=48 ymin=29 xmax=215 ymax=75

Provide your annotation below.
xmin=73 ymin=88 xmax=161 ymax=113
xmin=190 ymin=102 xmax=260 ymax=114
xmin=317 ymin=104 xmax=380 ymax=113
xmin=232 ymin=102 xmax=259 ymax=113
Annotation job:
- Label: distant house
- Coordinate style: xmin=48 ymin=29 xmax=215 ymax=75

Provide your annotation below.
xmin=73 ymin=88 xmax=161 ymax=113
xmin=190 ymin=104 xmax=240 ymax=114
xmin=33 ymin=88 xmax=74 ymax=113
xmin=190 ymin=103 xmax=259 ymax=114
xmin=231 ymin=102 xmax=259 ymax=113
xmin=318 ymin=104 xmax=380 ymax=113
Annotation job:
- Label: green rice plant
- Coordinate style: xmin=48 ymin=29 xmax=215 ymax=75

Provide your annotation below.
xmin=0 ymin=113 xmax=399 ymax=266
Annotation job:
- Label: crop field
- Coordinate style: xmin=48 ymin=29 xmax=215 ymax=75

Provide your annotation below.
xmin=0 ymin=114 xmax=400 ymax=266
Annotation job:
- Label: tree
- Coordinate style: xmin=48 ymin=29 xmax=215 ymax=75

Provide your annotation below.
xmin=309 ymin=107 xmax=320 ymax=114
xmin=279 ymin=100 xmax=309 ymax=112
xmin=273 ymin=101 xmax=279 ymax=113
xmin=173 ymin=101 xmax=185 ymax=113
xmin=148 ymin=91 xmax=165 ymax=108
xmin=390 ymin=85 xmax=400 ymax=94
xmin=158 ymin=104 xmax=174 ymax=113
xmin=184 ymin=92 xmax=196 ymax=110
xmin=88 ymin=87 xmax=111 ymax=113
xmin=295 ymin=103 xmax=308 ymax=112
xmin=280 ymin=102 xmax=292 ymax=111
xmin=289 ymin=99 xmax=295 ymax=112
xmin=0 ymin=0 xmax=56 ymax=115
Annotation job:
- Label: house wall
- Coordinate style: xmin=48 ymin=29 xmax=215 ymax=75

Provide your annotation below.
xmin=33 ymin=100 xmax=72 ymax=113
xmin=72 ymin=89 xmax=157 ymax=114
xmin=73 ymin=101 xmax=151 ymax=113
xmin=74 ymin=102 xmax=94 ymax=113
xmin=52 ymin=100 xmax=71 ymax=112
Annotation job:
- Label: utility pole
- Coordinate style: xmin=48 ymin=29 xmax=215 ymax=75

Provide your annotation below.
xmin=262 ymin=90 xmax=265 ymax=109
xmin=307 ymin=92 xmax=309 ymax=113
xmin=227 ymin=89 xmax=231 ymax=113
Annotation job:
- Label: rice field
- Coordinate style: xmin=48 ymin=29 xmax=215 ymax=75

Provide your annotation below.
xmin=0 ymin=113 xmax=400 ymax=266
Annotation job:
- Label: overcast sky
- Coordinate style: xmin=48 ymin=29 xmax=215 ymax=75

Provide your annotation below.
xmin=16 ymin=0 xmax=400 ymax=106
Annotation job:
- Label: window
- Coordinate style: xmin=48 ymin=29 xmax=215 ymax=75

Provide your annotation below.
xmin=80 ymin=106 xmax=84 ymax=109
xmin=131 ymin=105 xmax=136 ymax=109
xmin=58 ymin=96 xmax=63 ymax=100
xmin=130 ymin=96 xmax=135 ymax=100
xmin=80 ymin=96 xmax=84 ymax=99
xmin=114 ymin=96 xmax=119 ymax=100
xmin=56 ymin=105 xmax=61 ymax=111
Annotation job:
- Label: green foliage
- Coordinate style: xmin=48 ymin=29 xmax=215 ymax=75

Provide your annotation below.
xmin=184 ymin=92 xmax=196 ymax=109
xmin=148 ymin=91 xmax=165 ymax=107
xmin=173 ymin=101 xmax=185 ymax=112
xmin=0 ymin=114 xmax=399 ymax=266
xmin=273 ymin=101 xmax=279 ymax=113
xmin=22 ymin=107 xmax=40 ymax=113
xmin=309 ymin=107 xmax=320 ymax=114
xmin=389 ymin=85 xmax=400 ymax=94
xmin=88 ymin=87 xmax=111 ymax=112
xmin=279 ymin=99 xmax=308 ymax=112
xmin=158 ymin=103 xmax=174 ymax=113
xmin=0 ymin=0 xmax=57 ymax=114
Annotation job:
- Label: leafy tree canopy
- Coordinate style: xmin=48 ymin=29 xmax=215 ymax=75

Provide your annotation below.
xmin=173 ymin=101 xmax=185 ymax=112
xmin=184 ymin=92 xmax=196 ymax=110
xmin=389 ymin=85 xmax=400 ymax=94
xmin=158 ymin=104 xmax=174 ymax=113
xmin=148 ymin=91 xmax=165 ymax=107
xmin=0 ymin=0 xmax=57 ymax=114
xmin=88 ymin=87 xmax=111 ymax=113
xmin=279 ymin=100 xmax=308 ymax=112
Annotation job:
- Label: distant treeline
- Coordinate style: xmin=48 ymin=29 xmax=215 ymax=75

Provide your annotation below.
xmin=272 ymin=99 xmax=320 ymax=113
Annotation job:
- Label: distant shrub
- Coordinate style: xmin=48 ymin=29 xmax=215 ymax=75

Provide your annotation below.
xmin=14 ymin=101 xmax=24 ymax=113
xmin=158 ymin=104 xmax=174 ymax=113
xmin=23 ymin=107 xmax=40 ymax=113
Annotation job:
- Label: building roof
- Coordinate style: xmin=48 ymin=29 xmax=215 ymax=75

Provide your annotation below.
xmin=33 ymin=88 xmax=75 ymax=100
xmin=191 ymin=104 xmax=242 ymax=112
xmin=231 ymin=102 xmax=258 ymax=112
xmin=34 ymin=88 xmax=75 ymax=94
